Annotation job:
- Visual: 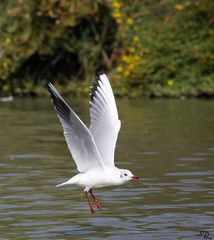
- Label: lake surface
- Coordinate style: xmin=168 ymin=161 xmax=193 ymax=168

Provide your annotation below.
xmin=0 ymin=97 xmax=213 ymax=239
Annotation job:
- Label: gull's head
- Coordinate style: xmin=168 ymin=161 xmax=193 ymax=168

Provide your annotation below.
xmin=120 ymin=169 xmax=139 ymax=182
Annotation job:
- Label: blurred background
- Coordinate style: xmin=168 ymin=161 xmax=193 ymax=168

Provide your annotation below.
xmin=0 ymin=0 xmax=213 ymax=98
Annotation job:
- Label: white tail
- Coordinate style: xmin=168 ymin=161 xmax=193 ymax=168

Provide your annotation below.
xmin=56 ymin=174 xmax=81 ymax=187
xmin=56 ymin=182 xmax=65 ymax=187
xmin=56 ymin=177 xmax=77 ymax=187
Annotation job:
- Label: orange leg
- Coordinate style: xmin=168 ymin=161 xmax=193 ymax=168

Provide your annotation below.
xmin=85 ymin=191 xmax=94 ymax=214
xmin=89 ymin=189 xmax=101 ymax=209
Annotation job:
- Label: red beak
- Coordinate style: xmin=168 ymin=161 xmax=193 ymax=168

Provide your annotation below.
xmin=131 ymin=175 xmax=139 ymax=180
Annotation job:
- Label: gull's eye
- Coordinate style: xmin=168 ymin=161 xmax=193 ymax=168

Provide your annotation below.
xmin=124 ymin=173 xmax=127 ymax=176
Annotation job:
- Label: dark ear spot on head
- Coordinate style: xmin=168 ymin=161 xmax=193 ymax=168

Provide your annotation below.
xmin=120 ymin=173 xmax=123 ymax=178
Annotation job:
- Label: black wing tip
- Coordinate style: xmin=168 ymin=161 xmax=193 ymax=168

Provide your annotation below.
xmin=47 ymin=83 xmax=60 ymax=103
xmin=47 ymin=83 xmax=71 ymax=120
xmin=90 ymin=83 xmax=97 ymax=102
xmin=47 ymin=82 xmax=52 ymax=88
xmin=90 ymin=72 xmax=104 ymax=102
xmin=89 ymin=93 xmax=94 ymax=102
xmin=47 ymin=82 xmax=54 ymax=94
xmin=47 ymin=83 xmax=60 ymax=98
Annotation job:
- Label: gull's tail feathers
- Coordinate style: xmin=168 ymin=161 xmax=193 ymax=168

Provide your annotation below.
xmin=56 ymin=182 xmax=68 ymax=187
xmin=56 ymin=179 xmax=75 ymax=187
xmin=56 ymin=174 xmax=82 ymax=187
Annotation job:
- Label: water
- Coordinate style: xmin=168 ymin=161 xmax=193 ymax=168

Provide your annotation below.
xmin=0 ymin=97 xmax=213 ymax=239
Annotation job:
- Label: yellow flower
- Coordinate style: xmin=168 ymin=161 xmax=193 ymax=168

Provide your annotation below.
xmin=121 ymin=54 xmax=129 ymax=63
xmin=112 ymin=1 xmax=122 ymax=9
xmin=5 ymin=38 xmax=11 ymax=44
xmin=133 ymin=36 xmax=139 ymax=44
xmin=133 ymin=55 xmax=140 ymax=62
xmin=128 ymin=63 xmax=135 ymax=71
xmin=127 ymin=47 xmax=135 ymax=53
xmin=116 ymin=65 xmax=123 ymax=73
xmin=175 ymin=4 xmax=184 ymax=11
xmin=124 ymin=70 xmax=130 ymax=77
xmin=112 ymin=11 xmax=122 ymax=19
xmin=2 ymin=61 xmax=9 ymax=69
xmin=167 ymin=80 xmax=174 ymax=87
xmin=127 ymin=17 xmax=133 ymax=25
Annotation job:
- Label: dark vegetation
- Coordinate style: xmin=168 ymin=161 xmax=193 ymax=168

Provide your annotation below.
xmin=0 ymin=0 xmax=213 ymax=97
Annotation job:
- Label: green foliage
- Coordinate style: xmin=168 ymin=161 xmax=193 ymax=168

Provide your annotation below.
xmin=0 ymin=0 xmax=116 ymax=95
xmin=112 ymin=0 xmax=214 ymax=97
xmin=0 ymin=0 xmax=214 ymax=97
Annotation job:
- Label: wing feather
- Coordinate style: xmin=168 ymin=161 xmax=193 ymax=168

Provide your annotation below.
xmin=89 ymin=74 xmax=121 ymax=167
xmin=48 ymin=83 xmax=103 ymax=172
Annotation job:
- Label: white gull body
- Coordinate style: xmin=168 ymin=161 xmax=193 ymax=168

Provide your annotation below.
xmin=48 ymin=73 xmax=138 ymax=213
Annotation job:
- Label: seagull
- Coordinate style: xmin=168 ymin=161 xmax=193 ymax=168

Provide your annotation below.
xmin=48 ymin=73 xmax=139 ymax=214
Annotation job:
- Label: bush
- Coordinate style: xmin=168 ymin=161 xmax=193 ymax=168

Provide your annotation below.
xmin=0 ymin=0 xmax=213 ymax=97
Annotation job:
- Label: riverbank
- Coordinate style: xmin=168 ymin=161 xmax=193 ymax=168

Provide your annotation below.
xmin=0 ymin=1 xmax=213 ymax=98
xmin=1 ymin=78 xmax=213 ymax=99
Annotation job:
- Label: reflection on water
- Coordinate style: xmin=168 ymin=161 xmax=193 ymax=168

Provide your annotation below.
xmin=0 ymin=98 xmax=213 ymax=239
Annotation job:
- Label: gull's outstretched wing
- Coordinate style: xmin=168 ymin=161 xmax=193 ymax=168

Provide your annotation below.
xmin=48 ymin=83 xmax=103 ymax=172
xmin=89 ymin=73 xmax=121 ymax=167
